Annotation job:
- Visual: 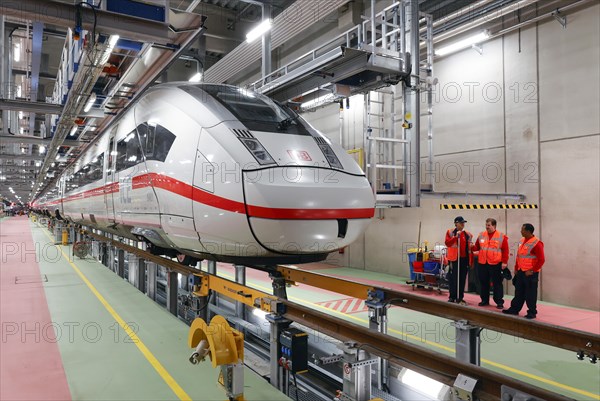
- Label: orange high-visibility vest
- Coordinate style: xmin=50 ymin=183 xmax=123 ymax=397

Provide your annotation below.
xmin=516 ymin=236 xmax=539 ymax=271
xmin=477 ymin=230 xmax=504 ymax=265
xmin=446 ymin=229 xmax=472 ymax=261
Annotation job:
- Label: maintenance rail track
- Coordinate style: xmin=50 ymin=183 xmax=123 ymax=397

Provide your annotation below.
xmin=79 ymin=229 xmax=598 ymax=401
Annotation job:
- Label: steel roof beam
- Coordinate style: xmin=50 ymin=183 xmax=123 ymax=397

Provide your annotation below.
xmin=0 ymin=154 xmax=45 ymax=161
xmin=204 ymin=0 xmax=351 ymax=83
xmin=0 ymin=0 xmax=182 ymax=43
xmin=0 ymin=135 xmax=79 ymax=147
xmin=0 ymin=99 xmax=63 ymax=114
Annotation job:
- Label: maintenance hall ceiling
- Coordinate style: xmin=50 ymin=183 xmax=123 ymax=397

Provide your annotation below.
xmin=0 ymin=0 xmax=587 ymax=206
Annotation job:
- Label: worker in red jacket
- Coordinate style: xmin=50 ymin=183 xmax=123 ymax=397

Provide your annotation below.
xmin=444 ymin=216 xmax=473 ymax=305
xmin=472 ymin=218 xmax=510 ymax=309
xmin=503 ymin=223 xmax=545 ymax=319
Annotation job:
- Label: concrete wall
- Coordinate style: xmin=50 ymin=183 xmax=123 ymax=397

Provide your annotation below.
xmin=304 ymin=4 xmax=600 ymax=310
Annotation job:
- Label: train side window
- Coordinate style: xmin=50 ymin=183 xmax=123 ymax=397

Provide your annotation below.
xmin=89 ymin=153 xmax=104 ymax=182
xmin=71 ymin=152 xmax=104 ymax=188
xmin=141 ymin=123 xmax=175 ymax=163
xmin=137 ymin=123 xmax=154 ymax=156
xmin=115 ymin=131 xmax=143 ymax=172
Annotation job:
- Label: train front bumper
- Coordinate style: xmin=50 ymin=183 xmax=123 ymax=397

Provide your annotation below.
xmin=243 ymin=167 xmax=375 ymax=254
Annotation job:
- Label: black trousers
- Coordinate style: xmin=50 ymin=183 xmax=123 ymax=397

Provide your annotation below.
xmin=477 ymin=262 xmax=504 ymax=306
xmin=508 ymin=270 xmax=539 ymax=315
xmin=448 ymin=258 xmax=469 ymax=302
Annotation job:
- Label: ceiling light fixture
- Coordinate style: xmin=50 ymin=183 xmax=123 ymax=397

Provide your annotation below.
xmin=301 ymin=93 xmax=336 ymax=111
xmin=83 ymin=92 xmax=97 ymax=112
xmin=435 ymin=31 xmax=490 ymax=57
xmin=101 ymin=35 xmax=120 ymax=64
xmin=189 ymin=72 xmax=202 ymax=82
xmin=246 ymin=19 xmax=272 ymax=43
xmin=13 ymin=43 xmax=21 ymax=62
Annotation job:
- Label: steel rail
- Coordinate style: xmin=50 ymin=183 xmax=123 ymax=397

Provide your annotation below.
xmin=276 ymin=266 xmax=600 ymax=356
xmin=84 ymin=231 xmax=599 ymax=356
xmin=282 ymin=300 xmax=573 ymax=401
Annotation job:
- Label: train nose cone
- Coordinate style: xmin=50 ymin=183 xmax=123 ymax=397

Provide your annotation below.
xmin=243 ymin=167 xmax=375 ymax=254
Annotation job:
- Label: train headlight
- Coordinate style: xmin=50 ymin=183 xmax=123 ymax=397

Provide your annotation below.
xmin=318 ymin=144 xmax=343 ymax=169
xmin=240 ymin=138 xmax=276 ymax=165
xmin=313 ymin=136 xmax=343 ymax=169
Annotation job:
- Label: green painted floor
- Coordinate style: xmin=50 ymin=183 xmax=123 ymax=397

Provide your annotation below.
xmin=31 ymin=223 xmax=289 ymax=401
xmin=211 ymin=266 xmax=600 ymax=401
xmin=29 ymin=219 xmax=599 ymax=401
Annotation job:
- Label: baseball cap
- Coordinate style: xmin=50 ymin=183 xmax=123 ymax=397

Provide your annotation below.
xmin=454 ymin=216 xmax=467 ymax=224
xmin=502 ymin=268 xmax=513 ymax=281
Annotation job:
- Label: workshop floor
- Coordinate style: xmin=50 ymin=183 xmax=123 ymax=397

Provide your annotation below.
xmin=2 ymin=215 xmax=598 ymax=400
xmin=0 ymin=216 xmax=290 ymax=401
xmin=211 ymin=263 xmax=600 ymax=400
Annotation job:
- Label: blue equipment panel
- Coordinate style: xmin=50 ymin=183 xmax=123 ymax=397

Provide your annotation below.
xmin=106 ymin=0 xmax=166 ymax=22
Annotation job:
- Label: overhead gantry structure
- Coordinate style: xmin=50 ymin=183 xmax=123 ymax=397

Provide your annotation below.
xmin=0 ymin=1 xmax=206 ymax=204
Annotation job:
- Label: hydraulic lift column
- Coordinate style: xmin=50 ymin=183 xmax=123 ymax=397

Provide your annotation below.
xmin=266 ymin=314 xmax=291 ymax=392
xmin=167 ymin=270 xmax=178 ymax=316
xmin=366 ymin=298 xmax=388 ymax=390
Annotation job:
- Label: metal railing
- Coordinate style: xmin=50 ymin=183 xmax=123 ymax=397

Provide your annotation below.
xmin=249 ymin=2 xmax=405 ymax=92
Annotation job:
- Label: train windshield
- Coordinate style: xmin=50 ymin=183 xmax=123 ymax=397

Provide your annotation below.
xmin=181 ymin=84 xmax=311 ymax=135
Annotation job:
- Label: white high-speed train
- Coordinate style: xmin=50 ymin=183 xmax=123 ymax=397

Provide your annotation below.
xmin=33 ymin=83 xmax=375 ymax=265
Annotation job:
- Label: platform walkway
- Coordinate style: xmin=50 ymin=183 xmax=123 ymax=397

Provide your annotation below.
xmin=1 ymin=217 xmax=71 ymax=400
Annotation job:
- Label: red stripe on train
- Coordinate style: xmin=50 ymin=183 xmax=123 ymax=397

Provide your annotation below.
xmin=43 ymin=173 xmax=374 ymax=220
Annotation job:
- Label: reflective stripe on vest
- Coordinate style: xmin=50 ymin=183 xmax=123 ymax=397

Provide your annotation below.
xmin=516 ymin=236 xmax=539 ymax=271
xmin=446 ymin=229 xmax=471 ymax=261
xmin=477 ymin=231 xmax=504 ymax=265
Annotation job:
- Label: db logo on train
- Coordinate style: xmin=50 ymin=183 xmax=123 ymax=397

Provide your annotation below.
xmin=287 ymin=150 xmax=312 ymax=161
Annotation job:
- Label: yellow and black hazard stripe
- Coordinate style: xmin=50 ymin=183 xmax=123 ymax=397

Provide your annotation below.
xmin=440 ymin=204 xmax=538 ymax=210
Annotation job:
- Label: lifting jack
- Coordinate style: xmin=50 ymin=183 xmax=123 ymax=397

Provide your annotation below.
xmin=188 ymin=315 xmax=246 ymax=401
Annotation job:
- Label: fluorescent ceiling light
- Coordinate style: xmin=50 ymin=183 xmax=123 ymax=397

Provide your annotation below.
xmin=435 ymin=31 xmax=490 ymax=57
xmin=108 ymin=35 xmax=120 ymax=49
xmin=301 ymin=93 xmax=335 ymax=111
xmin=70 ymin=125 xmax=78 ymax=136
xmin=39 ymin=145 xmax=46 ymax=154
xmin=101 ymin=35 xmax=120 ymax=64
xmin=246 ymin=19 xmax=272 ymax=43
xmin=13 ymin=43 xmax=20 ymax=62
xmin=84 ymin=92 xmax=97 ymax=112
xmin=189 ymin=72 xmax=202 ymax=82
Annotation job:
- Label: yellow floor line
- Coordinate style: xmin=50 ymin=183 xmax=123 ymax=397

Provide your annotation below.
xmin=41 ymin=230 xmax=191 ymax=401
xmin=219 ymin=272 xmax=600 ymax=400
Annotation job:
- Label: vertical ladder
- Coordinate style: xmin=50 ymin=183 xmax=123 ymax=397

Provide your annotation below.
xmin=365 ymin=89 xmax=409 ymax=208
xmin=420 ymin=13 xmax=435 ymax=190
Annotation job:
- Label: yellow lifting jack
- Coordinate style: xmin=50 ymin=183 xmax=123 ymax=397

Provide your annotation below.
xmin=188 ymin=315 xmax=246 ymax=401
xmin=61 ymin=227 xmax=69 ymax=246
